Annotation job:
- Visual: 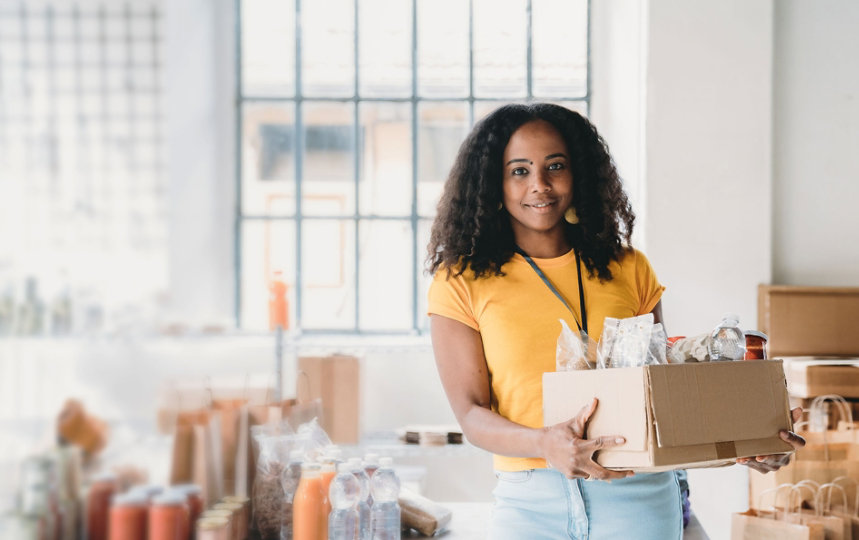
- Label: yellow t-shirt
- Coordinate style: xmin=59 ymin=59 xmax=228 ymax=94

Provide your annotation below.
xmin=427 ymin=248 xmax=665 ymax=471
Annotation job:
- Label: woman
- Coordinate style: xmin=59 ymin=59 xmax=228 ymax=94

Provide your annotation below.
xmin=426 ymin=103 xmax=804 ymax=539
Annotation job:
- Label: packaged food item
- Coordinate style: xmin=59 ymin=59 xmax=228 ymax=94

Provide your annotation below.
xmin=220 ymin=495 xmax=250 ymax=540
xmin=596 ymin=314 xmax=667 ymax=369
xmin=251 ymin=425 xmax=291 ymax=540
xmin=292 ymin=462 xmax=324 ymax=540
xmin=212 ymin=501 xmax=243 ymax=540
xmin=108 ymin=492 xmax=148 ymax=540
xmin=170 ymin=484 xmax=203 ymax=538
xmin=399 ymin=488 xmax=452 ymax=536
xmin=147 ymin=492 xmax=190 ymax=540
xmin=196 ymin=517 xmax=230 ymax=540
xmin=744 ymin=330 xmax=768 ymax=360
xmin=555 ymin=320 xmax=592 ymax=371
xmin=86 ymin=472 xmax=118 ymax=540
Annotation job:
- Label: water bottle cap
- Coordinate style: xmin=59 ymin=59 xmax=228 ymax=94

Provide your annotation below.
xmin=379 ymin=457 xmax=393 ymax=467
xmin=337 ymin=462 xmax=353 ymax=473
xmin=321 ymin=462 xmax=336 ymax=473
xmin=301 ymin=461 xmax=321 ymax=472
xmin=722 ymin=313 xmax=740 ymax=324
xmin=364 ymin=453 xmax=380 ymax=463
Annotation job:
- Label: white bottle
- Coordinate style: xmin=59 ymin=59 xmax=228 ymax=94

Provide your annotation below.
xmin=707 ymin=313 xmax=746 ymax=361
xmin=348 ymin=457 xmax=372 ymax=540
xmin=328 ymin=462 xmax=360 ymax=540
xmin=370 ymin=457 xmax=400 ymax=540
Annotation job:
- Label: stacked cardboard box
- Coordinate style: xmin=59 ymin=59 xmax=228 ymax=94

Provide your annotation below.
xmin=749 ymin=285 xmax=859 ymax=505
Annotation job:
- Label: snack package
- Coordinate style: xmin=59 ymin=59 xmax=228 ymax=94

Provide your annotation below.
xmin=399 ymin=488 xmax=453 ymax=536
xmin=666 ymin=333 xmax=710 ymax=363
xmin=251 ymin=421 xmax=293 ymax=539
xmin=555 ymin=319 xmax=597 ymax=370
xmin=597 ymin=314 xmax=654 ymax=369
xmin=646 ymin=322 xmax=668 ymax=365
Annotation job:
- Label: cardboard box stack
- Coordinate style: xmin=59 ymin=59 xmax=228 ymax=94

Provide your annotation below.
xmin=749 ymin=285 xmax=859 ymax=507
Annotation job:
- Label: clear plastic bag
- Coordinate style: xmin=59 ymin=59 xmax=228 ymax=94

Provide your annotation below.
xmin=596 ymin=314 xmax=668 ymax=369
xmin=555 ymin=319 xmax=597 ymax=370
xmin=667 ymin=333 xmax=713 ymax=363
xmin=251 ymin=421 xmax=293 ymax=540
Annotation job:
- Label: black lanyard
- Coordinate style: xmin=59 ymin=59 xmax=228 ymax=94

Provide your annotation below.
xmin=515 ymin=246 xmax=588 ymax=336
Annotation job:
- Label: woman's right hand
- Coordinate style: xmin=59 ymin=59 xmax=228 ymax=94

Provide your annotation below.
xmin=541 ymin=397 xmax=634 ymax=481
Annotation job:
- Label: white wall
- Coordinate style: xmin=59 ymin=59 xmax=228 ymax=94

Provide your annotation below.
xmin=164 ymin=0 xmax=236 ymax=327
xmin=772 ymin=0 xmax=859 ymax=286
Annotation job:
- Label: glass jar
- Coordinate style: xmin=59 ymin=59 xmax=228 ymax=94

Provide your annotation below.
xmin=743 ymin=330 xmax=768 ymax=360
xmin=108 ymin=492 xmax=148 ymax=540
xmin=148 ymin=492 xmax=190 ymax=540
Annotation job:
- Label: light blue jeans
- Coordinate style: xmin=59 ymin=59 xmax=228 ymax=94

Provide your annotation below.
xmin=490 ymin=468 xmax=683 ymax=540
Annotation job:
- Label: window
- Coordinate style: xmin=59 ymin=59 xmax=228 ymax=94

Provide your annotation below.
xmin=236 ymin=0 xmax=589 ymax=333
xmin=0 ymin=1 xmax=165 ymax=336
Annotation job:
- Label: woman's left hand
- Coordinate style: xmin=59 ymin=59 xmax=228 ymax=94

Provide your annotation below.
xmin=737 ymin=407 xmax=806 ymax=473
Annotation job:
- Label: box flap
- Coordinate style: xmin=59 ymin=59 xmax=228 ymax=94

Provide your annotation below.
xmin=543 ymin=368 xmax=648 ymax=452
xmin=647 ymin=361 xmax=790 ymax=448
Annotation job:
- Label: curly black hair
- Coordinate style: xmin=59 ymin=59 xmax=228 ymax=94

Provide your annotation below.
xmin=426 ymin=102 xmax=635 ymax=281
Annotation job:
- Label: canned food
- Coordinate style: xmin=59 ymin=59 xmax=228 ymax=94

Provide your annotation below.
xmin=743 ymin=330 xmax=768 ymax=360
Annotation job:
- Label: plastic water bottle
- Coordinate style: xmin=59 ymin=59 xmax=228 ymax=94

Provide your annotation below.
xmin=348 ymin=457 xmax=372 ymax=540
xmin=328 ymin=462 xmax=360 ymax=540
xmin=370 ymin=457 xmax=400 ymax=540
xmin=707 ymin=314 xmax=746 ymax=361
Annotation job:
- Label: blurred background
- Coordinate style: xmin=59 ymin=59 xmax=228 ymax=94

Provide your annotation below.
xmin=1 ymin=0 xmax=858 ymax=538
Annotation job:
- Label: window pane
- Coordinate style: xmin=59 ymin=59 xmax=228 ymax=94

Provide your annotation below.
xmin=359 ymin=102 xmax=412 ymax=216
xmin=473 ymin=0 xmax=526 ymax=98
xmin=417 ymin=102 xmax=468 ymax=217
xmin=241 ymin=0 xmax=295 ymax=97
xmin=302 ymin=0 xmax=354 ymax=97
xmin=302 ymin=102 xmax=355 ymax=217
xmin=358 ymin=220 xmax=412 ymax=331
xmin=417 ymin=218 xmax=434 ymax=333
xmin=359 ymin=0 xmax=411 ymax=98
xmin=240 ymin=219 xmax=297 ymax=331
xmin=532 ymin=0 xmax=587 ymax=98
xmin=301 ymin=219 xmax=356 ymax=329
xmin=417 ymin=0 xmax=468 ymax=98
xmin=550 ymin=100 xmax=589 ymax=117
xmin=241 ymin=102 xmax=296 ymax=216
xmin=473 ymin=100 xmax=511 ymax=124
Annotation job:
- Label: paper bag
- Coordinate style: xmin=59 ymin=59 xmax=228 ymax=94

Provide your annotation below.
xmin=169 ymin=409 xmax=224 ymax=506
xmin=212 ymin=398 xmax=247 ymax=496
xmin=731 ymin=509 xmax=824 ymax=540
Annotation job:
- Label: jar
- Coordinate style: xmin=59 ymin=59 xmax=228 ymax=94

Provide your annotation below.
xmin=169 ymin=485 xmax=203 ymax=539
xmin=219 ymin=496 xmax=250 ymax=540
xmin=199 ymin=510 xmax=233 ymax=540
xmin=148 ymin=492 xmax=189 ymax=540
xmin=86 ymin=473 xmax=118 ymax=540
xmin=128 ymin=485 xmax=164 ymax=503
xmin=18 ymin=483 xmax=55 ymax=540
xmin=109 ymin=492 xmax=148 ymax=540
xmin=211 ymin=502 xmax=243 ymax=540
xmin=743 ymin=330 xmax=768 ymax=360
xmin=196 ymin=517 xmax=230 ymax=540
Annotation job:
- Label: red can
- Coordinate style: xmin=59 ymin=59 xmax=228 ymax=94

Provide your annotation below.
xmin=148 ymin=492 xmax=189 ymax=540
xmin=743 ymin=330 xmax=768 ymax=360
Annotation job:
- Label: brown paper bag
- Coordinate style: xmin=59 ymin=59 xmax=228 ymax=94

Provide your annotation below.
xmin=169 ymin=409 xmax=224 ymax=507
xmin=731 ymin=509 xmax=825 ymax=539
xmin=212 ymin=398 xmax=247 ymax=496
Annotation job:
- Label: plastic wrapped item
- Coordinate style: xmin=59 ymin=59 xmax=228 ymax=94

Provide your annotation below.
xmin=555 ymin=320 xmax=597 ymax=371
xmin=399 ymin=488 xmax=453 ymax=536
xmin=667 ymin=334 xmax=711 ymax=363
xmin=597 ymin=314 xmax=668 ymax=369
xmin=707 ymin=314 xmax=746 ymax=361
xmin=251 ymin=423 xmax=293 ymax=540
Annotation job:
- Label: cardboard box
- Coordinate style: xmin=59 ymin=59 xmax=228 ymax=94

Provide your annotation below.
xmin=784 ymin=358 xmax=859 ymax=399
xmin=758 ymin=285 xmax=859 ymax=357
xmin=543 ymin=361 xmax=794 ymax=472
xmin=298 ymin=355 xmax=361 ymax=444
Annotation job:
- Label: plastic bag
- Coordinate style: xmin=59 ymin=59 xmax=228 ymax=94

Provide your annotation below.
xmin=597 ymin=314 xmax=654 ymax=369
xmin=555 ymin=319 xmax=598 ymax=370
xmin=251 ymin=421 xmax=293 ymax=539
xmin=596 ymin=314 xmax=668 ymax=369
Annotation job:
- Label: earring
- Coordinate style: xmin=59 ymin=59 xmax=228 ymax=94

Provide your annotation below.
xmin=564 ymin=206 xmax=579 ymax=224
xmin=498 ymin=202 xmax=503 ymax=211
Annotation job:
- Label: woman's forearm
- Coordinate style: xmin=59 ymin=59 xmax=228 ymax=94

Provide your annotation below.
xmin=459 ymin=403 xmax=547 ymax=459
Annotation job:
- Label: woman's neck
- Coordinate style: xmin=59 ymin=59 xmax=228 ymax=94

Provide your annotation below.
xmin=514 ymin=230 xmax=571 ymax=259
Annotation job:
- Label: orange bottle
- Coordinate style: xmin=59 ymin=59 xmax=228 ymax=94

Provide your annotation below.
xmin=268 ymin=272 xmax=289 ymax=330
xmin=147 ymin=492 xmax=189 ymax=540
xmin=292 ymin=462 xmax=324 ymax=540
xmin=108 ymin=492 xmax=148 ymax=540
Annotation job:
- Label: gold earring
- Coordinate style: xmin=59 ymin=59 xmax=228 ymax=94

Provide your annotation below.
xmin=498 ymin=202 xmax=503 ymax=211
xmin=564 ymin=206 xmax=579 ymax=224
